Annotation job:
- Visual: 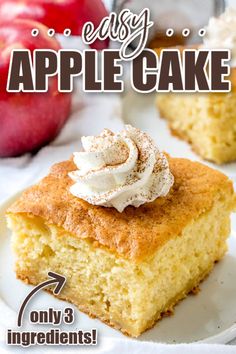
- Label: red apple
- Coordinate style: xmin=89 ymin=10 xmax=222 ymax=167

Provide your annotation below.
xmin=0 ymin=20 xmax=72 ymax=157
xmin=0 ymin=0 xmax=109 ymax=49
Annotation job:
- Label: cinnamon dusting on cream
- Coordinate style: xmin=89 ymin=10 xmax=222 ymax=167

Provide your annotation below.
xmin=69 ymin=125 xmax=174 ymax=212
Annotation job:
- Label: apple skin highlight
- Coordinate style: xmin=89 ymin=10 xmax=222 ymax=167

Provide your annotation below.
xmin=0 ymin=0 xmax=109 ymax=49
xmin=0 ymin=20 xmax=72 ymax=157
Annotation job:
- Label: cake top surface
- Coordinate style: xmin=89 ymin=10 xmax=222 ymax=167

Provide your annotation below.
xmin=8 ymin=157 xmax=235 ymax=262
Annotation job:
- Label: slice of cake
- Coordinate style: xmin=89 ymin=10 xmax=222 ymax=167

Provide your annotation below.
xmin=156 ymin=9 xmax=236 ymax=164
xmin=6 ymin=126 xmax=236 ymax=337
xmin=156 ymin=83 xmax=236 ymax=164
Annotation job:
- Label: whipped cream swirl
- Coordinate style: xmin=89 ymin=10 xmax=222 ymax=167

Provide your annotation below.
xmin=203 ymin=7 xmax=236 ymax=67
xmin=69 ymin=125 xmax=174 ymax=212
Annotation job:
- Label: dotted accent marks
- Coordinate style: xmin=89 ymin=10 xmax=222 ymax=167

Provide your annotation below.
xmin=165 ymin=28 xmax=206 ymax=38
xmin=31 ymin=28 xmax=39 ymax=37
xmin=31 ymin=27 xmax=207 ymax=38
xmin=47 ymin=28 xmax=55 ymax=37
xmin=31 ymin=28 xmax=72 ymax=37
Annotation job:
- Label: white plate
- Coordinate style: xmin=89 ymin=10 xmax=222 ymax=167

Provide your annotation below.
xmin=0 ymin=193 xmax=236 ymax=346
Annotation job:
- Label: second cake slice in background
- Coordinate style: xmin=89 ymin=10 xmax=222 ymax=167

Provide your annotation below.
xmin=156 ymin=86 xmax=236 ymax=164
xmin=156 ymin=8 xmax=236 ymax=165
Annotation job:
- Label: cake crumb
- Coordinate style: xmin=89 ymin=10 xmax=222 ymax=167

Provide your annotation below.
xmin=163 ymin=309 xmax=174 ymax=317
xmin=190 ymin=286 xmax=200 ymax=295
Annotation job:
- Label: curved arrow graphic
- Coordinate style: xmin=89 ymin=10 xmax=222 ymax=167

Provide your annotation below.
xmin=17 ymin=271 xmax=66 ymax=327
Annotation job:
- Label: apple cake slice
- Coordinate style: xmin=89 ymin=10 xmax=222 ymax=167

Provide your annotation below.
xmin=7 ymin=156 xmax=236 ymax=337
xmin=156 ymin=82 xmax=236 ymax=164
xmin=156 ymin=8 xmax=236 ymax=164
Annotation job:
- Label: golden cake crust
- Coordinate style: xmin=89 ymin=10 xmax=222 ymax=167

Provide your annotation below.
xmin=7 ymin=157 xmax=235 ymax=261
